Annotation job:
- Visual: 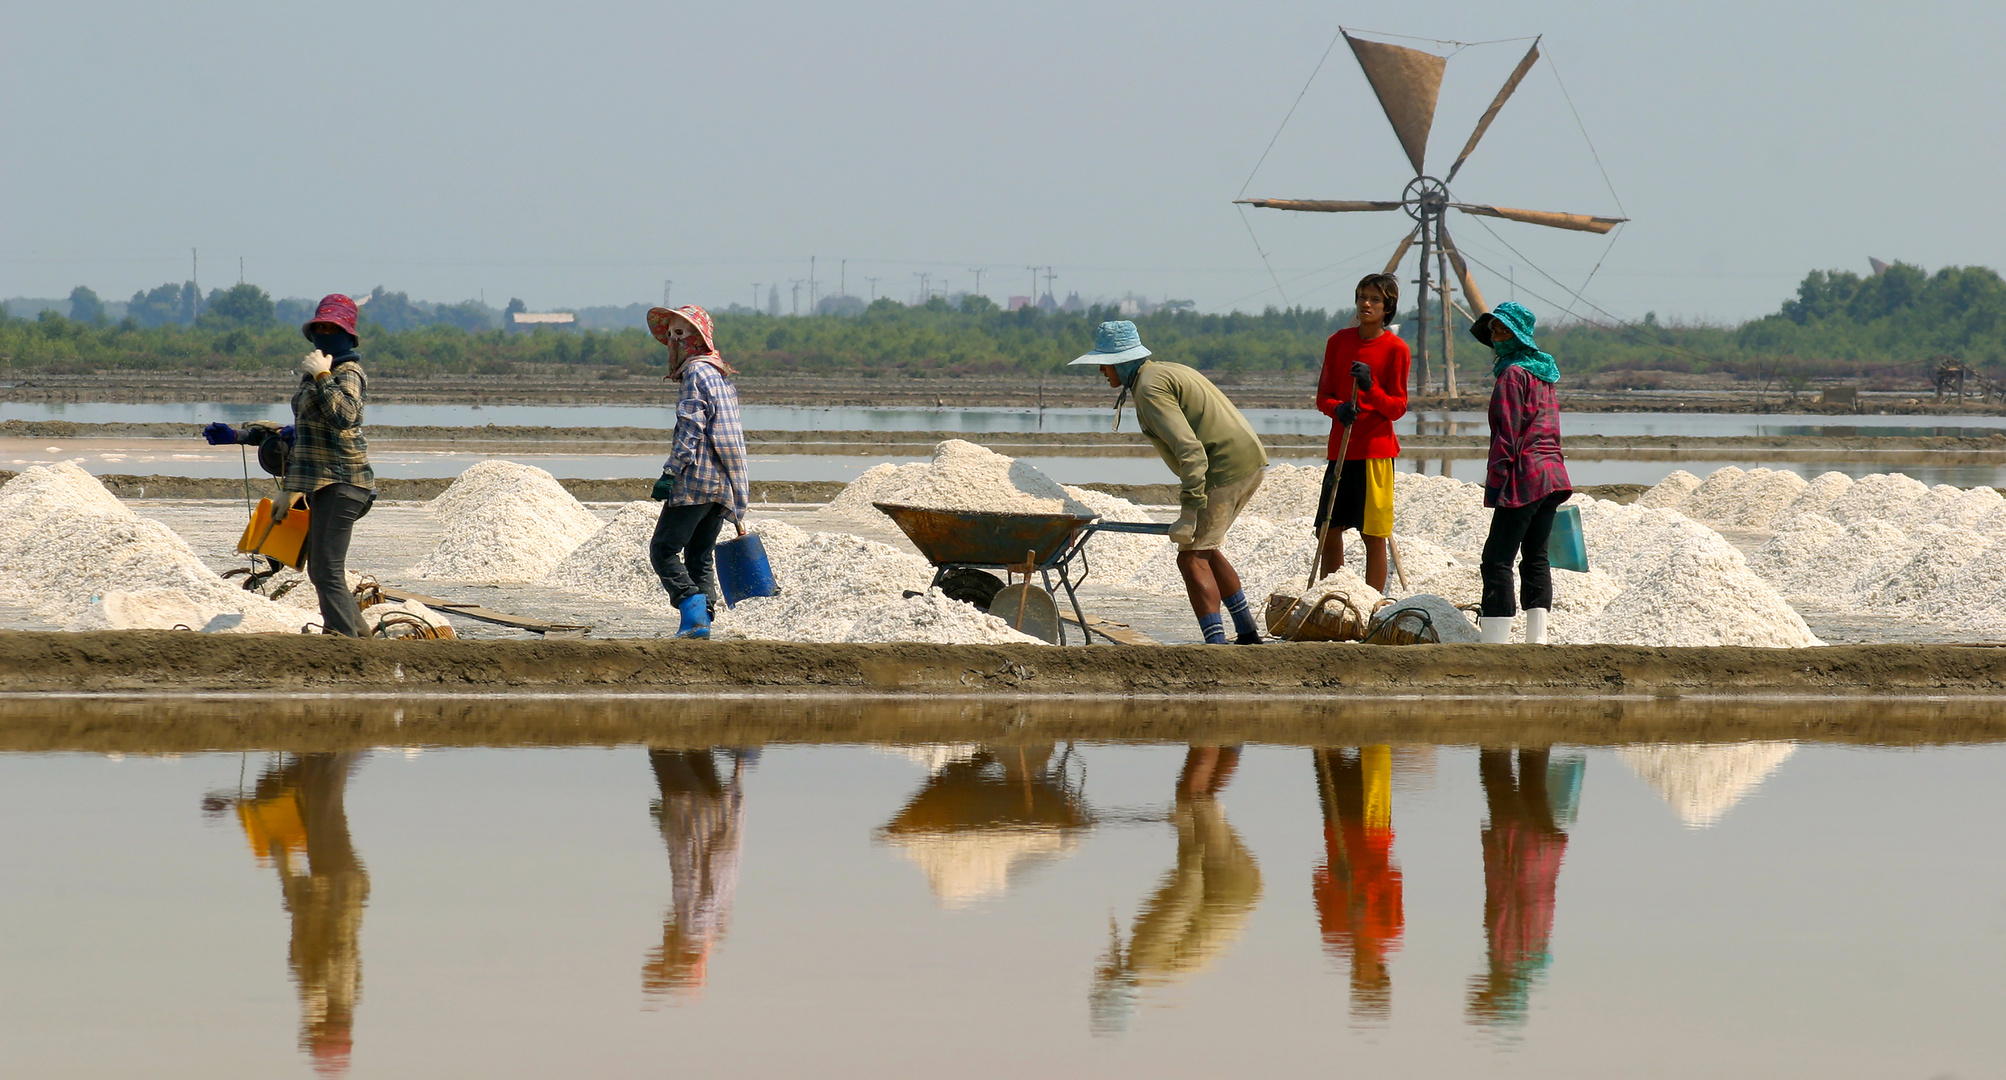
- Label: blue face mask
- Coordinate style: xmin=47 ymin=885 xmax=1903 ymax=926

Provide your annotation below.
xmin=311 ymin=330 xmax=357 ymax=357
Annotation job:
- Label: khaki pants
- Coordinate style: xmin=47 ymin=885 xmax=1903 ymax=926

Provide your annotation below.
xmin=1183 ymin=470 xmax=1263 ymax=551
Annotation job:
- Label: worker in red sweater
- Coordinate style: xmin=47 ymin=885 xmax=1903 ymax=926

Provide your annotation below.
xmin=1315 ymin=273 xmax=1411 ymax=592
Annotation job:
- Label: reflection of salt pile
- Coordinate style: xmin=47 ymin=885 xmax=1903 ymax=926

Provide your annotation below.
xmin=882 ymin=829 xmax=1084 ymax=908
xmin=0 ymin=463 xmax=306 ymax=633
xmin=1616 ymin=742 xmax=1798 ymax=827
xmin=411 ymin=460 xmax=606 ymax=582
xmin=1647 ymin=466 xmax=2006 ymax=637
xmin=876 ymin=750 xmax=1091 ymax=908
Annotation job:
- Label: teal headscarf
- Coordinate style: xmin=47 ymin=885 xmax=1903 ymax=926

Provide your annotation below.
xmin=1479 ymin=301 xmax=1560 ymax=384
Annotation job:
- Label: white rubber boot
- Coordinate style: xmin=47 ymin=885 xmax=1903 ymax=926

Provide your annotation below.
xmin=1525 ymin=608 xmax=1549 ymax=645
xmin=1479 ymin=616 xmax=1513 ymax=644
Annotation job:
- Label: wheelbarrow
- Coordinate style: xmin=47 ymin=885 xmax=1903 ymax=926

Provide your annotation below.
xmin=874 ymin=503 xmax=1170 ymax=645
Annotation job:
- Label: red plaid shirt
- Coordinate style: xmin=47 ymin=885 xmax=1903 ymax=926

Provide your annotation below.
xmin=1485 ymin=365 xmax=1570 ymax=508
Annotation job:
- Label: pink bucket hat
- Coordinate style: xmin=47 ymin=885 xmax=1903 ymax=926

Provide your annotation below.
xmin=301 ymin=294 xmax=360 ymax=340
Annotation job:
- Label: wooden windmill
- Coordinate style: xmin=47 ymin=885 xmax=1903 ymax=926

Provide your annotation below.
xmin=1237 ymin=31 xmax=1625 ymax=394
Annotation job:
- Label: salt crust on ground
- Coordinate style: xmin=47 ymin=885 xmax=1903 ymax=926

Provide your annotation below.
xmin=0 ymin=462 xmax=310 ymax=633
xmin=410 ymin=460 xmax=606 ymax=582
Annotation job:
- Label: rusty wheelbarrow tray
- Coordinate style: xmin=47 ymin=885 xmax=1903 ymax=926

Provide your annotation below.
xmin=873 ymin=503 xmax=1170 ymax=645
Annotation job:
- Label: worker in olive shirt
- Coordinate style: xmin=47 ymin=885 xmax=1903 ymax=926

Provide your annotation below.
xmin=1071 ymin=321 xmax=1269 ymax=644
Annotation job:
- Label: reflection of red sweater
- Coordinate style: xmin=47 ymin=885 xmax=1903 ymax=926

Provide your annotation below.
xmin=1313 ymin=822 xmax=1405 ymax=962
xmin=1317 ymin=328 xmax=1410 ymax=460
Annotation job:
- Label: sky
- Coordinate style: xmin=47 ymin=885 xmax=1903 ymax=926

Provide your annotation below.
xmin=4 ymin=1 xmax=2002 ymax=323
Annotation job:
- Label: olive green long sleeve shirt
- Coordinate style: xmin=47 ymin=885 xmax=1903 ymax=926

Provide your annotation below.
xmin=1128 ymin=361 xmax=1268 ymax=511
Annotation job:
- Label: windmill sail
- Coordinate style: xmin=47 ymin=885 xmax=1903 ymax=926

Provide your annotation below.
xmin=1444 ymin=38 xmax=1541 ymax=183
xmin=1344 ymin=31 xmax=1446 ymax=175
xmin=1232 ymin=199 xmax=1404 ymax=213
xmin=1454 ymin=203 xmax=1627 ymax=234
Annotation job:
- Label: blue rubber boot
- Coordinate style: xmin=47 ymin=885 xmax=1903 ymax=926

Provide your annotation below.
xmin=676 ymin=593 xmax=712 ymax=639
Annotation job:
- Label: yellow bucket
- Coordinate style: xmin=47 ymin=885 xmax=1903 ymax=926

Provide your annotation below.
xmin=236 ymin=496 xmax=310 ymax=569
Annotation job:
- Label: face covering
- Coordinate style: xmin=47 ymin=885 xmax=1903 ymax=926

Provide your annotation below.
xmin=310 ymin=331 xmax=357 ymax=357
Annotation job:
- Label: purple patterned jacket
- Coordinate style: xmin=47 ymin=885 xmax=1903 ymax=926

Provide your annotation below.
xmin=1485 ymin=365 xmax=1571 ymax=509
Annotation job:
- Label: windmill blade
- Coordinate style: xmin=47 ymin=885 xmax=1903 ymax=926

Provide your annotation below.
xmin=1435 ymin=220 xmax=1488 ymax=312
xmin=1443 ymin=38 xmax=1541 ymax=184
xmin=1383 ymin=226 xmax=1419 ymax=275
xmin=1344 ymin=31 xmax=1446 ymax=175
xmin=1453 ymin=203 xmax=1627 ymax=234
xmin=1233 ymin=198 xmax=1404 ymax=213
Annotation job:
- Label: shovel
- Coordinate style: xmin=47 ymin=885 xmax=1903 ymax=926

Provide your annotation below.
xmin=1271 ymin=419 xmax=1354 ymax=641
xmin=987 ymin=549 xmax=1061 ymax=643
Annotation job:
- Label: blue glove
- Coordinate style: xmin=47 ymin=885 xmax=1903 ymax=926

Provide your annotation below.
xmin=1351 ymin=361 xmax=1373 ymax=392
xmin=202 ymin=422 xmax=239 ymax=446
xmin=277 ymin=425 xmax=296 ymax=446
xmin=1335 ymin=401 xmax=1358 ymax=427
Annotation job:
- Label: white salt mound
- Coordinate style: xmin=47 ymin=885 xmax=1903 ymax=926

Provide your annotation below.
xmin=824 ymin=462 xmax=930 ymax=522
xmin=879 ymin=439 xmax=1093 ymax=517
xmin=1769 ymin=471 xmax=1854 ymax=530
xmin=1825 ymin=473 xmax=1930 ymax=530
xmin=1240 ymin=462 xmax=1325 ymax=521
xmin=0 ymin=463 xmax=305 ymax=633
xmin=1636 ymin=470 xmax=1702 ymax=510
xmin=1675 ymin=466 xmax=1750 ymax=522
xmin=542 ymin=500 xmax=675 ymax=611
xmin=411 ymin=460 xmax=605 ymax=582
xmin=1062 ymin=485 xmax=1169 ymax=586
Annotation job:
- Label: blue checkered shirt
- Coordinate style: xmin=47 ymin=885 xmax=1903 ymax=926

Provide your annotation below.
xmin=664 ymin=360 xmax=749 ymax=522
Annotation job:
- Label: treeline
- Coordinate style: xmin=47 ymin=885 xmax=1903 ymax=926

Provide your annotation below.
xmin=5 ymin=264 xmax=2002 ymax=380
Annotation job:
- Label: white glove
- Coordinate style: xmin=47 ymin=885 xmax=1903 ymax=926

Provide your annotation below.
xmin=1168 ymin=508 xmax=1199 ymax=546
xmin=270 ymin=498 xmax=290 ymax=524
xmin=299 ymin=350 xmax=333 ymax=379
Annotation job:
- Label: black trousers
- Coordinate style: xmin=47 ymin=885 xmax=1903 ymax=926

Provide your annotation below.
xmin=1480 ymin=490 xmax=1570 ymax=618
xmin=305 ymin=483 xmax=374 ymax=637
xmin=651 ymin=501 xmax=726 ymax=606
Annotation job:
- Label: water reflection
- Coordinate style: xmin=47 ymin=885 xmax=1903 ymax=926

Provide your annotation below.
xmin=876 ymin=745 xmax=1092 ymax=908
xmin=204 ymin=753 xmax=370 ymax=1077
xmin=1091 ymin=747 xmax=1263 ymax=1035
xmin=644 ymin=749 xmax=753 ymax=998
xmin=1467 ymin=748 xmax=1581 ymax=1028
xmin=1312 ymin=746 xmax=1404 ymax=1021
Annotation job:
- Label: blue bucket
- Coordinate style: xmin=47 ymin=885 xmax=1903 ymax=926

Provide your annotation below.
xmin=715 ymin=532 xmax=778 ymax=608
xmin=1548 ymin=504 xmax=1589 ymax=573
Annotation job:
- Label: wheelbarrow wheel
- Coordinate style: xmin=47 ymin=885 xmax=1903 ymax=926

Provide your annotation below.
xmin=939 ymin=568 xmax=1006 ymax=611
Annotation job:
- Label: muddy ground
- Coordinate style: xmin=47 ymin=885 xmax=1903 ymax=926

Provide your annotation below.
xmin=6 ymin=370 xmax=2002 ymax=414
xmin=3 ymin=632 xmax=2004 ymax=699
xmin=4 ymin=689 xmax=2001 ymax=753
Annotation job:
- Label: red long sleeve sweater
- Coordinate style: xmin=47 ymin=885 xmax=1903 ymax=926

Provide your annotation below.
xmin=1317 ymin=328 xmax=1410 ymax=460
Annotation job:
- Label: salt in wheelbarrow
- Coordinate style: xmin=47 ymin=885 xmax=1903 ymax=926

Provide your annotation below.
xmin=873 ymin=503 xmax=1169 ymax=645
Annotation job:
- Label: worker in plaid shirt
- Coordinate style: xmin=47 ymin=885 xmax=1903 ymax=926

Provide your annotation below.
xmin=646 ymin=304 xmax=749 ymax=639
xmin=202 ymin=293 xmax=377 ymax=637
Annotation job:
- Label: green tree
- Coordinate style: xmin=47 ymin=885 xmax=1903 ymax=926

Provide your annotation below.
xmin=68 ymin=286 xmax=105 ymax=325
xmin=201 ymin=283 xmax=276 ymax=327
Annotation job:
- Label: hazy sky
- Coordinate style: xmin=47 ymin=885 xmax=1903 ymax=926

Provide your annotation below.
xmin=5 ymin=1 xmax=2001 ymax=322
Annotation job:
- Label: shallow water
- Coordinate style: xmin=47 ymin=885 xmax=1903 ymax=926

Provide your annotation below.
xmin=7 ymin=400 xmax=2004 ymax=439
xmin=2 ymin=696 xmax=2000 ymax=1079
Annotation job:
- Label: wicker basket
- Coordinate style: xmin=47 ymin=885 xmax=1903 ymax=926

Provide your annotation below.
xmin=1265 ymin=589 xmax=1368 ymax=642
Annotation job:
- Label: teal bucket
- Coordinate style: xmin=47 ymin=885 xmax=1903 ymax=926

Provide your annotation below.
xmin=715 ymin=533 xmax=778 ymax=608
xmin=1549 ymin=504 xmax=1589 ymax=573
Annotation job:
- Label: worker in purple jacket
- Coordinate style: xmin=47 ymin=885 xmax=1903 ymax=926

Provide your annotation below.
xmin=1470 ymin=303 xmax=1572 ymax=645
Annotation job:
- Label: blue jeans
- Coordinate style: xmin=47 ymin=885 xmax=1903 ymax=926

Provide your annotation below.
xmin=651 ymin=502 xmax=725 ymax=607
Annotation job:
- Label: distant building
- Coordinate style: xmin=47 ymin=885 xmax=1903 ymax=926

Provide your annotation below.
xmin=508 ymin=312 xmax=576 ymax=332
xmin=1061 ymin=291 xmax=1086 ymax=314
xmin=1008 ymin=295 xmax=1033 ymax=311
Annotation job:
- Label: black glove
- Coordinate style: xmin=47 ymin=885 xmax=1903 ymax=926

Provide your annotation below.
xmin=1335 ymin=401 xmax=1358 ymax=427
xmin=1351 ymin=361 xmax=1373 ymax=392
xmin=202 ymin=422 xmax=238 ymax=446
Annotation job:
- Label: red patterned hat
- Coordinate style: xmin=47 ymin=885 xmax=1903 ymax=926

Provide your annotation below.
xmin=301 ymin=294 xmax=359 ymax=340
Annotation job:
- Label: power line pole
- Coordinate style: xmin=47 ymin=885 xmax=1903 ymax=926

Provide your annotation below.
xmin=663 ymin=280 xmax=673 ymax=308
xmin=789 ymin=279 xmax=803 ymax=316
xmin=238 ymin=256 xmax=244 ymax=285
xmin=914 ymin=271 xmax=930 ymax=304
xmin=865 ymin=276 xmax=881 ymax=301
xmin=1043 ymin=266 xmax=1058 ymax=306
xmin=752 ymin=283 xmax=761 ymax=312
xmin=968 ymin=267 xmax=986 ymax=298
xmin=1026 ymin=266 xmax=1038 ymax=306
xmin=840 ymin=259 xmax=847 ymax=298
xmin=809 ymin=256 xmax=817 ymax=314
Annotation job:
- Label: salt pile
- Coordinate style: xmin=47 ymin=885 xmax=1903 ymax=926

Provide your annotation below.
xmin=410 ymin=460 xmax=606 ymax=582
xmin=0 ymin=462 xmax=307 ymax=633
xmin=712 ymin=529 xmax=1044 ymax=645
xmin=825 ymin=462 xmax=930 ymax=522
xmin=542 ymin=501 xmax=677 ymax=612
xmin=1635 ymin=470 xmax=1701 ymax=509
xmin=876 ymin=439 xmax=1094 ymax=516
xmin=1616 ymin=742 xmax=1798 ymax=827
xmin=1061 ymin=485 xmax=1165 ymax=585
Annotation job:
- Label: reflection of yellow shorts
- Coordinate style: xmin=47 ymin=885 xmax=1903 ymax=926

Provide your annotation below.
xmin=1185 ymin=469 xmax=1264 ymax=551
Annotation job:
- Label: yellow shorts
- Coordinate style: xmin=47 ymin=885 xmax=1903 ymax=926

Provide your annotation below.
xmin=1316 ymin=458 xmax=1395 ymax=538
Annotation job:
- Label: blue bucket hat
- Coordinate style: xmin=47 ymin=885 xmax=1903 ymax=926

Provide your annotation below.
xmin=1069 ymin=320 xmax=1152 ymax=365
xmin=1469 ymin=301 xmax=1538 ymax=349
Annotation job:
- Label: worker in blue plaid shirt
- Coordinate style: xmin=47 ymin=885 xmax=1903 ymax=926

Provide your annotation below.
xmin=645 ymin=305 xmax=749 ymax=639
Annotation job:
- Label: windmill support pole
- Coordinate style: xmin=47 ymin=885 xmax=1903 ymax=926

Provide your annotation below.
xmin=1439 ymin=246 xmax=1457 ymax=398
xmin=1413 ymin=216 xmax=1432 ymax=397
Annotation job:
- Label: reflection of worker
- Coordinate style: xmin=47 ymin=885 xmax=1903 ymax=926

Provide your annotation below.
xmin=644 ymin=748 xmax=751 ymax=998
xmin=1092 ymin=746 xmax=1263 ymax=1034
xmin=1312 ymin=746 xmax=1404 ymax=1019
xmin=1071 ymin=321 xmax=1271 ymax=644
xmin=219 ymin=753 xmax=370 ymax=1077
xmin=877 ymin=745 xmax=1091 ymax=908
xmin=1467 ymin=747 xmax=1570 ymax=1028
